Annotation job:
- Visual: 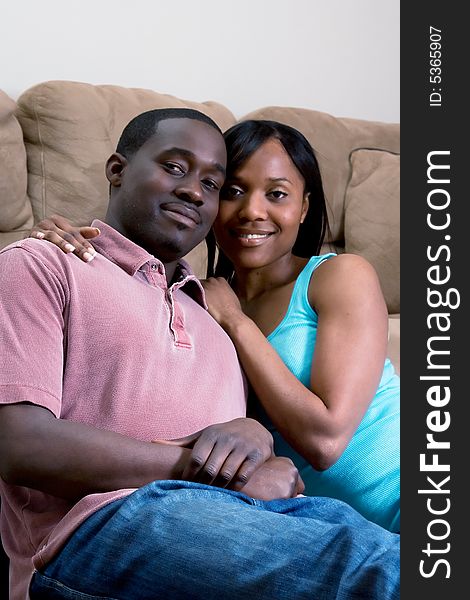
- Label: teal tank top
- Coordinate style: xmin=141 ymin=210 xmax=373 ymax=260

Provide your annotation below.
xmin=256 ymin=254 xmax=400 ymax=532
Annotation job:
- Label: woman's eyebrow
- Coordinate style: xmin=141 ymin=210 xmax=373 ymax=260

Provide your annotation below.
xmin=268 ymin=177 xmax=293 ymax=184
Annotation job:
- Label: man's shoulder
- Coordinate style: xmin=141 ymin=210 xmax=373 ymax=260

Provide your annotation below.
xmin=2 ymin=237 xmax=62 ymax=257
xmin=0 ymin=238 xmax=73 ymax=278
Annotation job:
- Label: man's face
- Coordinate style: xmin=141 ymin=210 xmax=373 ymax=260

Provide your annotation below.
xmin=106 ymin=118 xmax=226 ymax=266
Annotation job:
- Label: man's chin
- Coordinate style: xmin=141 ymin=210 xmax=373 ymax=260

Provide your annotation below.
xmin=142 ymin=232 xmax=206 ymax=264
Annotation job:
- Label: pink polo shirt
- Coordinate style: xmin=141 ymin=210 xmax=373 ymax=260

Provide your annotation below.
xmin=0 ymin=221 xmax=247 ymax=600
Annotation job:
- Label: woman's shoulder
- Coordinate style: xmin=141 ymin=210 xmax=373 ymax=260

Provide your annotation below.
xmin=310 ymin=252 xmax=376 ymax=279
xmin=308 ymin=253 xmax=382 ymax=307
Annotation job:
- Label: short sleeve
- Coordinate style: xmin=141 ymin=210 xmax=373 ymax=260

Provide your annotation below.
xmin=0 ymin=245 xmax=67 ymax=416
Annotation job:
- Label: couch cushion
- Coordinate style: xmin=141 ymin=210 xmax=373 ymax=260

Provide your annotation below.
xmin=15 ymin=81 xmax=237 ymax=277
xmin=344 ymin=149 xmax=400 ymax=313
xmin=0 ymin=90 xmax=33 ymax=241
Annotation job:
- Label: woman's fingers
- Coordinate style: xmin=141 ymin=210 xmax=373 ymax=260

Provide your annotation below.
xmin=79 ymin=226 xmax=101 ymax=240
xmin=30 ymin=216 xmax=100 ymax=262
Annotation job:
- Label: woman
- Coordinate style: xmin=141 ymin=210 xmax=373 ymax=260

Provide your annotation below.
xmin=31 ymin=120 xmax=400 ymax=532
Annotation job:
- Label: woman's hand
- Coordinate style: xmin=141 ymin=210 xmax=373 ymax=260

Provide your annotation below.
xmin=200 ymin=277 xmax=245 ymax=331
xmin=30 ymin=214 xmax=100 ymax=262
xmin=153 ymin=417 xmax=273 ymax=490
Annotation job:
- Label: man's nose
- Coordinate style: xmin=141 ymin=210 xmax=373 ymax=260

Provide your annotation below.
xmin=237 ymin=193 xmax=268 ymax=221
xmin=175 ymin=177 xmax=203 ymax=205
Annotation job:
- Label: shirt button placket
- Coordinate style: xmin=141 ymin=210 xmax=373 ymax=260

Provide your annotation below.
xmin=147 ymin=262 xmax=163 ymax=287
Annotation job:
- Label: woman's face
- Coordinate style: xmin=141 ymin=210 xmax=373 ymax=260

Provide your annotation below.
xmin=213 ymin=138 xmax=309 ymax=271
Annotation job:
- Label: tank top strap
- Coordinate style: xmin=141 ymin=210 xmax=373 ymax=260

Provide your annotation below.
xmin=292 ymin=253 xmax=337 ymax=311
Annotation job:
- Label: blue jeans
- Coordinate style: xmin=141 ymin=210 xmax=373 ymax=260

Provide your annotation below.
xmin=30 ymin=480 xmax=399 ymax=599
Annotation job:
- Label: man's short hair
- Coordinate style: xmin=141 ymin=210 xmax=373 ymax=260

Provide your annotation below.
xmin=116 ymin=108 xmax=222 ymax=158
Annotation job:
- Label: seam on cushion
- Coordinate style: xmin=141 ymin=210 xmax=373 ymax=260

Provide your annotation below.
xmin=10 ymin=228 xmax=31 ymax=233
xmin=349 ymin=147 xmax=400 ymax=156
xmin=33 ymin=96 xmax=47 ymax=219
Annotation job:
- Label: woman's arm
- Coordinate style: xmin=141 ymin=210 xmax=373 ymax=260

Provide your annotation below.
xmin=202 ymin=254 xmax=388 ymax=471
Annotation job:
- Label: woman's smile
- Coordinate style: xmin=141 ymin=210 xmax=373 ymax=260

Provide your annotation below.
xmin=230 ymin=228 xmax=276 ymax=246
xmin=214 ymin=138 xmax=308 ymax=270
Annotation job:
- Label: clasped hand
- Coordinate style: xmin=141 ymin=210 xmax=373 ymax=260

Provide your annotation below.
xmin=154 ymin=417 xmax=304 ymax=500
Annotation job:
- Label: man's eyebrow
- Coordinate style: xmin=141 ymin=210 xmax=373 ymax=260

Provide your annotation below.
xmin=162 ymin=147 xmax=225 ymax=177
xmin=213 ymin=163 xmax=226 ymax=177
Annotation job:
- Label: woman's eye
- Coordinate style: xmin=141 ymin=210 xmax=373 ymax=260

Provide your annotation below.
xmin=164 ymin=162 xmax=185 ymax=175
xmin=221 ymin=186 xmax=243 ymax=199
xmin=269 ymin=190 xmax=287 ymax=200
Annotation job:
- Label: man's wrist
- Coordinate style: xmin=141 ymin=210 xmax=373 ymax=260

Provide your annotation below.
xmin=151 ymin=442 xmax=191 ymax=481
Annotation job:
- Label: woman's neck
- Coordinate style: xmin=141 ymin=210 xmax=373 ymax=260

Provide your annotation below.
xmin=233 ymin=254 xmax=308 ymax=303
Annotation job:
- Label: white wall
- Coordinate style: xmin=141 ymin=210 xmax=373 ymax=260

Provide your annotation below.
xmin=1 ymin=0 xmax=399 ymax=122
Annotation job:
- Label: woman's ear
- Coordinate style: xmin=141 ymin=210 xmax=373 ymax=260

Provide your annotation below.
xmin=300 ymin=192 xmax=310 ymax=224
xmin=105 ymin=153 xmax=128 ymax=187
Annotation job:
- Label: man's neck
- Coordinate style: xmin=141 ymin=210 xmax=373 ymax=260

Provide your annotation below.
xmin=102 ymin=216 xmax=179 ymax=285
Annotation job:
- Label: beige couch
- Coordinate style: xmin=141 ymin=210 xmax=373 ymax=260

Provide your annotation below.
xmin=0 ymin=80 xmax=399 ymax=372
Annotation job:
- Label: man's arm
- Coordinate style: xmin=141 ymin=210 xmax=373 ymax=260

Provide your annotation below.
xmin=0 ymin=403 xmax=189 ymax=500
xmin=0 ymin=403 xmax=302 ymax=501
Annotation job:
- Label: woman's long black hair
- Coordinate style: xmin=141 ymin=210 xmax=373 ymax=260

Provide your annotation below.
xmin=206 ymin=120 xmax=330 ymax=279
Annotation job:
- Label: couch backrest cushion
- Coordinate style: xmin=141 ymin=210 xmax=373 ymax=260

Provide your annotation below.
xmin=15 ymin=81 xmax=237 ymax=276
xmin=344 ymin=149 xmax=400 ymax=313
xmin=0 ymin=90 xmax=33 ymax=241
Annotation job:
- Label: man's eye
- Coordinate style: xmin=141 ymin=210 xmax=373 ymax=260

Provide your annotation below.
xmin=164 ymin=162 xmax=185 ymax=175
xmin=202 ymin=179 xmax=220 ymax=191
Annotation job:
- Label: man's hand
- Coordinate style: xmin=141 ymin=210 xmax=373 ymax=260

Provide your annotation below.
xmin=239 ymin=456 xmax=305 ymax=500
xmin=153 ymin=418 xmax=273 ymax=489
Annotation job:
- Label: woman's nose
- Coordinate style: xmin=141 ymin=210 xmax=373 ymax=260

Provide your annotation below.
xmin=237 ymin=193 xmax=268 ymax=221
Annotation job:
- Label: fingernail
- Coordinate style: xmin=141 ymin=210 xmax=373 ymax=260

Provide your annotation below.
xmin=86 ymin=247 xmax=96 ymax=256
xmin=83 ymin=251 xmax=95 ymax=262
xmin=93 ymin=228 xmax=101 ymax=235
xmin=34 ymin=231 xmax=45 ymax=239
xmin=64 ymin=243 xmax=75 ymax=252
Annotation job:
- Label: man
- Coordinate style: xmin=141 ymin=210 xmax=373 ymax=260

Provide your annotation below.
xmin=0 ymin=108 xmax=399 ymax=599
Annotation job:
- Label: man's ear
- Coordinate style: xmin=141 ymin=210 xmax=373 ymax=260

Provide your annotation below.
xmin=105 ymin=153 xmax=128 ymax=187
xmin=300 ymin=192 xmax=310 ymax=224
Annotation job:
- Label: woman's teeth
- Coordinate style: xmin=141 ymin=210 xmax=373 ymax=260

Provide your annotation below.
xmin=238 ymin=233 xmax=270 ymax=239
